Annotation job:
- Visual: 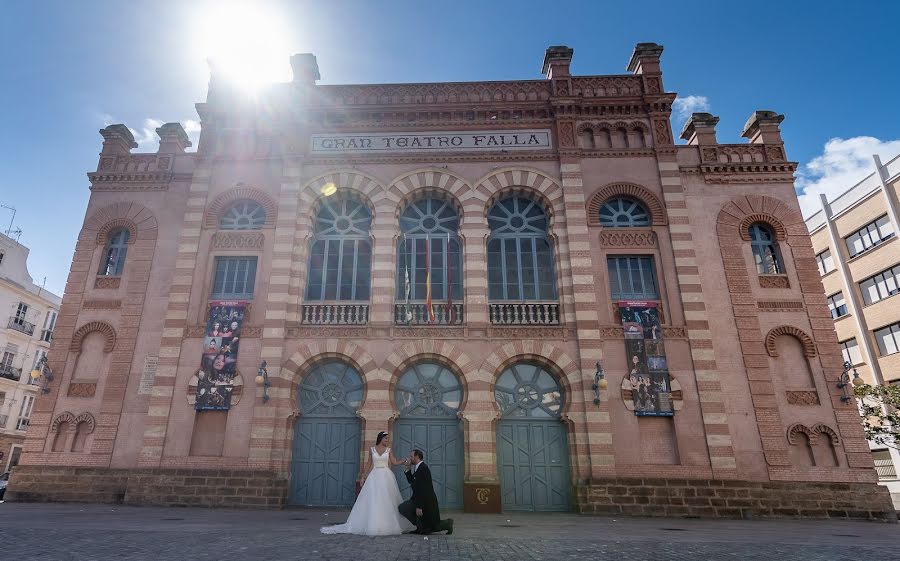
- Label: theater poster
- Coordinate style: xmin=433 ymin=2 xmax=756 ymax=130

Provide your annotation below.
xmin=196 ymin=301 xmax=247 ymax=411
xmin=618 ymin=301 xmax=673 ymax=417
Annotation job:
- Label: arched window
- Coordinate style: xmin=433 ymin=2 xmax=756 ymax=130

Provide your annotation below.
xmin=306 ymin=195 xmax=372 ymax=301
xmin=494 ymin=362 xmax=563 ymax=418
xmin=599 ymin=197 xmax=650 ymax=227
xmin=299 ymin=360 xmax=364 ymax=417
xmin=98 ymin=228 xmax=129 ymax=276
xmin=396 ymin=198 xmax=462 ymax=301
xmin=487 ymin=196 xmax=557 ymax=301
xmin=219 ymin=201 xmax=266 ymax=230
xmin=749 ymin=223 xmax=783 ymax=274
xmin=395 ymin=362 xmax=463 ymax=417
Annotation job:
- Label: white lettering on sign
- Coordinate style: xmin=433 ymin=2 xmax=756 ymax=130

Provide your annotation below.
xmin=138 ymin=355 xmax=159 ymax=395
xmin=310 ymin=130 xmax=552 ymax=154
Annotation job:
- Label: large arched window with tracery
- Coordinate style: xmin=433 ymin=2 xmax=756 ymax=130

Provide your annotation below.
xmin=219 ymin=200 xmax=266 ymax=230
xmin=599 ymin=197 xmax=650 ymax=227
xmin=487 ymin=196 xmax=557 ymax=301
xmin=395 ymin=197 xmax=463 ymax=306
xmin=306 ymin=195 xmax=372 ymax=301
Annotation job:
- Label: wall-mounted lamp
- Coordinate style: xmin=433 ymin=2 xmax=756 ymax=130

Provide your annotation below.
xmin=837 ymin=360 xmax=863 ymax=403
xmin=255 ymin=360 xmax=270 ymax=403
xmin=30 ymin=355 xmax=54 ymax=394
xmin=592 ymin=361 xmax=607 ymax=405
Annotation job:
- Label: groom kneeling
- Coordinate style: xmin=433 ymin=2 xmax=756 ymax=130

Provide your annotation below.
xmin=398 ymin=449 xmax=454 ymax=535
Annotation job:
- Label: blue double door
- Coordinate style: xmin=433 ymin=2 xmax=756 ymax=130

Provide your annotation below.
xmin=393 ymin=419 xmax=465 ymax=509
xmin=497 ymin=420 xmax=571 ymax=511
xmin=290 ymin=417 xmax=361 ymax=507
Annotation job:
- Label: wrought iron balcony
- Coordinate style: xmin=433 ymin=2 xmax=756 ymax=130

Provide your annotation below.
xmin=0 ymin=363 xmax=22 ymax=382
xmin=394 ymin=302 xmax=464 ymax=325
xmin=7 ymin=317 xmax=36 ymax=336
xmin=489 ymin=302 xmax=561 ymax=325
xmin=301 ymin=303 xmax=369 ymax=325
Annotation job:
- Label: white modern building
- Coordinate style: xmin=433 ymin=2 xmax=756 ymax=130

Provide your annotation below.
xmin=0 ymin=232 xmax=61 ymax=474
xmin=806 ymin=152 xmax=900 ymax=506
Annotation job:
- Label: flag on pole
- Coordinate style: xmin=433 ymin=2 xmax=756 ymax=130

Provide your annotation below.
xmin=446 ymin=232 xmax=454 ymax=324
xmin=403 ymin=235 xmax=412 ymax=324
xmin=425 ymin=236 xmax=435 ymax=323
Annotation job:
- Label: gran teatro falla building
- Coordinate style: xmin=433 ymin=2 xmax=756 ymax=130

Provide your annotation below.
xmin=7 ymin=43 xmax=895 ymax=519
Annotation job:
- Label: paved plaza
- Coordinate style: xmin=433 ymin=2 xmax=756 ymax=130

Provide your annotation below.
xmin=1 ymin=502 xmax=897 ymax=560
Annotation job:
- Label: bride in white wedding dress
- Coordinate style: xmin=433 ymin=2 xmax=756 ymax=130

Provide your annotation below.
xmin=320 ymin=431 xmax=416 ymax=537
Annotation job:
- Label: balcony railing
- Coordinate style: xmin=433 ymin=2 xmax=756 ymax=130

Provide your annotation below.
xmin=875 ymin=458 xmax=898 ymax=480
xmin=395 ymin=302 xmax=464 ymax=325
xmin=301 ymin=303 xmax=369 ymax=325
xmin=0 ymin=363 xmax=22 ymax=382
xmin=7 ymin=317 xmax=35 ymax=336
xmin=490 ymin=302 xmax=561 ymax=325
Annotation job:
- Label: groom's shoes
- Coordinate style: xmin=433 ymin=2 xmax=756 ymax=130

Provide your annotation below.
xmin=445 ymin=518 xmax=454 ymax=535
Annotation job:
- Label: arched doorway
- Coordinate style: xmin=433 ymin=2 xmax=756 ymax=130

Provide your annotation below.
xmin=393 ymin=361 xmax=465 ymax=509
xmin=495 ymin=362 xmax=571 ymax=511
xmin=290 ymin=360 xmax=364 ymax=507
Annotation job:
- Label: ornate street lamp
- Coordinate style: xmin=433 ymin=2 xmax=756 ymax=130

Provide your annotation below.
xmin=837 ymin=360 xmax=863 ymax=403
xmin=255 ymin=360 xmax=270 ymax=403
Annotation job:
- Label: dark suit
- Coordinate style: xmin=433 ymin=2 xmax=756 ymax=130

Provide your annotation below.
xmin=399 ymin=462 xmax=450 ymax=533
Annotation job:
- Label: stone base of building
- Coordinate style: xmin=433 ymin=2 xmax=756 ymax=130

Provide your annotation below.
xmin=6 ymin=466 xmax=288 ymax=508
xmin=575 ymin=478 xmax=898 ymax=521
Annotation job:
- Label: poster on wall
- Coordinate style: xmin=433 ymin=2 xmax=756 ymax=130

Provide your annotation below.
xmin=618 ymin=301 xmax=673 ymax=417
xmin=195 ymin=301 xmax=247 ymax=411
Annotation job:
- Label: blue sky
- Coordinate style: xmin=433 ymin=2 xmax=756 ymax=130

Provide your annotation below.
xmin=1 ymin=0 xmax=899 ymax=296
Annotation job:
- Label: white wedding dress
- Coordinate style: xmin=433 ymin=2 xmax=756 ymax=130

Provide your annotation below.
xmin=320 ymin=447 xmax=416 ymax=537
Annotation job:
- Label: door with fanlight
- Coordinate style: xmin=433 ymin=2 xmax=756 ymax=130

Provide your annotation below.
xmin=495 ymin=362 xmax=570 ymax=511
xmin=393 ymin=361 xmax=465 ymax=509
xmin=290 ymin=361 xmax=364 ymax=507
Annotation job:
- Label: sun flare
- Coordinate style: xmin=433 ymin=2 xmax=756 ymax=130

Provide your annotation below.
xmin=195 ymin=2 xmax=293 ymax=93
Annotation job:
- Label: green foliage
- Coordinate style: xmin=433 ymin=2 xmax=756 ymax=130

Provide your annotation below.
xmin=854 ymin=383 xmax=900 ymax=449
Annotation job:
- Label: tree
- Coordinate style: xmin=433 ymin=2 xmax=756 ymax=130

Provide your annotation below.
xmin=854 ymin=383 xmax=900 ymax=450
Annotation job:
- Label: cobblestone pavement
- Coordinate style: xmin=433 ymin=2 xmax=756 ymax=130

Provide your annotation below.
xmin=1 ymin=503 xmax=898 ymax=560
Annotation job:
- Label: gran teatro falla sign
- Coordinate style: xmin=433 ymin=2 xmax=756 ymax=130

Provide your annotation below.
xmin=311 ymin=129 xmax=552 ymax=154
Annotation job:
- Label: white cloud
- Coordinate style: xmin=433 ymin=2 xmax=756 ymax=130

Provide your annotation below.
xmin=672 ymin=95 xmax=711 ymax=122
xmin=796 ymin=136 xmax=900 ymax=217
xmin=99 ymin=115 xmax=202 ymax=152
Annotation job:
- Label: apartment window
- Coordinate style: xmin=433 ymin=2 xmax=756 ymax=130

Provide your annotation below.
xmin=40 ymin=310 xmax=57 ymax=342
xmin=875 ymin=322 xmax=900 ymax=357
xmin=827 ymin=292 xmax=849 ymax=319
xmin=840 ymin=338 xmax=863 ymax=366
xmin=16 ymin=395 xmax=35 ymax=431
xmin=608 ymin=256 xmax=659 ymax=300
xmin=211 ymin=256 xmax=258 ymax=299
xmin=0 ymin=251 xmax=4 ymax=266
xmin=815 ymin=249 xmax=835 ymax=275
xmin=845 ymin=215 xmax=895 ymax=258
xmin=0 ymin=390 xmax=5 ymax=407
xmin=13 ymin=302 xmax=28 ymax=323
xmin=748 ymin=223 xmax=783 ymax=274
xmin=98 ymin=228 xmax=130 ymax=276
xmin=859 ymin=264 xmax=900 ymax=306
xmin=1 ymin=351 xmax=14 ymax=368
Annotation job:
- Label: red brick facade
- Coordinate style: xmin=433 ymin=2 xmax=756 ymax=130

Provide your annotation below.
xmin=7 ymin=43 xmax=894 ymax=519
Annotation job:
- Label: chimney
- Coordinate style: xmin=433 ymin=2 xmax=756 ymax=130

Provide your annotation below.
xmin=156 ymin=122 xmax=192 ymax=154
xmin=679 ymin=112 xmax=719 ymax=145
xmin=99 ymin=124 xmax=137 ymax=156
xmin=542 ymin=46 xmax=573 ymax=79
xmin=741 ymin=110 xmax=785 ymax=145
xmin=627 ymin=42 xmax=664 ymax=74
xmin=291 ymin=53 xmax=321 ymax=85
